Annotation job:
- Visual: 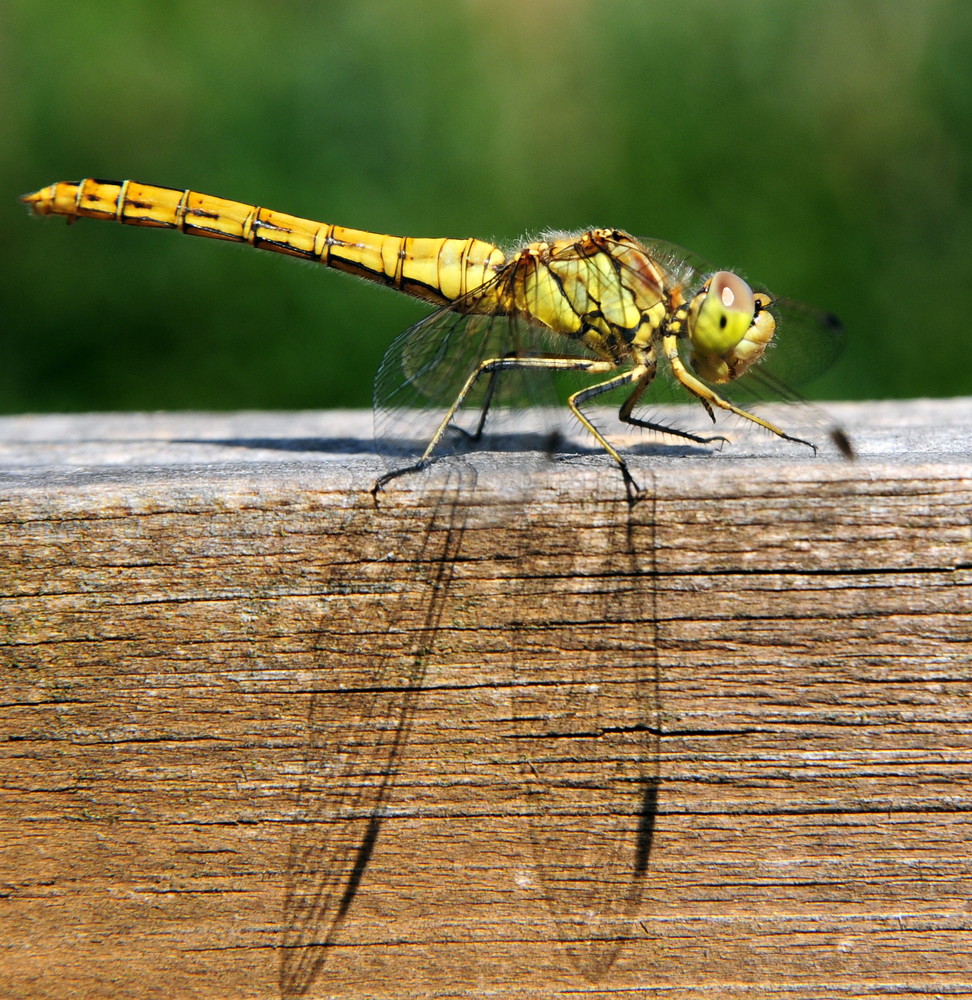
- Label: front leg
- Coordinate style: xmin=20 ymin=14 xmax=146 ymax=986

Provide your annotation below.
xmin=617 ymin=368 xmax=728 ymax=447
xmin=661 ymin=334 xmax=816 ymax=451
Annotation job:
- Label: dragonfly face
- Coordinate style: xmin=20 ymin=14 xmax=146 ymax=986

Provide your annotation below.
xmin=678 ymin=270 xmax=776 ymax=385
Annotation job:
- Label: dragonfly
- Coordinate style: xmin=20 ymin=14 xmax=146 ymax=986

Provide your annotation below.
xmin=22 ymin=179 xmax=850 ymax=495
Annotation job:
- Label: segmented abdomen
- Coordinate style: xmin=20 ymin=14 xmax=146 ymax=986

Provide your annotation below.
xmin=23 ymin=179 xmax=506 ymax=306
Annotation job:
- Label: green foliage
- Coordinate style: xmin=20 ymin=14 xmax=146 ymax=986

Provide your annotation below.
xmin=4 ymin=0 xmax=971 ymax=411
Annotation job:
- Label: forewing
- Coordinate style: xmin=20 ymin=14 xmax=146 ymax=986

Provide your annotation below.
xmin=626 ymin=236 xmax=848 ymax=448
xmin=625 ymin=235 xmax=845 ymax=389
xmin=671 ymin=296 xmax=847 ymax=421
xmin=633 ymin=235 xmax=712 ymax=291
xmin=745 ymin=298 xmax=846 ymax=391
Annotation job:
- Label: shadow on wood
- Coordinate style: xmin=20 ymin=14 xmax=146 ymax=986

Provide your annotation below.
xmin=1 ymin=400 xmax=970 ymax=999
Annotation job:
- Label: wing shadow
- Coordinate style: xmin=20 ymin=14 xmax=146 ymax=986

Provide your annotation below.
xmin=278 ymin=464 xmax=475 ymax=999
xmin=507 ymin=477 xmax=662 ymax=981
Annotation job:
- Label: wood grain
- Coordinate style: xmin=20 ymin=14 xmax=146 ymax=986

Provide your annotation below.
xmin=1 ymin=399 xmax=970 ymax=999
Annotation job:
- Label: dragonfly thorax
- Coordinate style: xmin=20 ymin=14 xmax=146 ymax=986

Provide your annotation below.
xmin=492 ymin=230 xmax=671 ymax=363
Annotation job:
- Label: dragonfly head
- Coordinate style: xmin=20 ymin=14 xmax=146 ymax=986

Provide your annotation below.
xmin=687 ymin=271 xmax=775 ymax=384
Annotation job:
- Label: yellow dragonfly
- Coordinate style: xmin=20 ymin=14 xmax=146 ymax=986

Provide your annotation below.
xmin=23 ymin=179 xmax=850 ymax=494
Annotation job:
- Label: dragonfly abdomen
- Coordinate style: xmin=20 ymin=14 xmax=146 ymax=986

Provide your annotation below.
xmin=22 ymin=179 xmax=506 ymax=306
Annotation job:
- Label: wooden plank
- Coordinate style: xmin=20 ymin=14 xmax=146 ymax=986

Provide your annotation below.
xmin=1 ymin=399 xmax=970 ymax=999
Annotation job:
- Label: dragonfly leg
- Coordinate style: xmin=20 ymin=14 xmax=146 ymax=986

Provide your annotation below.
xmin=451 ymin=352 xmax=511 ymax=445
xmin=566 ymin=366 xmax=660 ymax=501
xmin=374 ymin=359 xmax=515 ymax=498
xmin=617 ymin=370 xmax=730 ymax=447
xmin=410 ymin=354 xmax=614 ymax=466
xmin=375 ymin=354 xmax=638 ymax=496
xmin=372 ymin=457 xmax=436 ymax=498
xmin=661 ymin=334 xmax=817 ymax=451
xmin=376 ymin=355 xmax=671 ymax=500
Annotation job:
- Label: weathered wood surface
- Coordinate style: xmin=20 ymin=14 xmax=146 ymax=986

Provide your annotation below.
xmin=1 ymin=399 xmax=970 ymax=1000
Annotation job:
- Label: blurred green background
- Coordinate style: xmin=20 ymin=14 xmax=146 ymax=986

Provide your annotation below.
xmin=3 ymin=0 xmax=971 ymax=413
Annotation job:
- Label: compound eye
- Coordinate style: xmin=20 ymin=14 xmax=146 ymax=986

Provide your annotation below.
xmin=692 ymin=271 xmax=756 ymax=356
xmin=711 ymin=271 xmax=754 ymax=316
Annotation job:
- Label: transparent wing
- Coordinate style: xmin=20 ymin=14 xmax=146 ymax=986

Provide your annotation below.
xmin=746 ymin=299 xmax=845 ymax=390
xmin=373 ymin=269 xmax=600 ymax=468
xmin=634 ymin=235 xmax=711 ymax=290
xmin=630 ymin=235 xmax=846 ymax=391
xmin=622 ymin=235 xmax=848 ymax=449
